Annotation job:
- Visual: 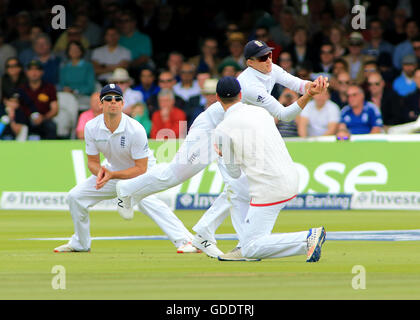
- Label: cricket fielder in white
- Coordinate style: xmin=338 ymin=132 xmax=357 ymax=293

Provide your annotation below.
xmin=116 ymin=40 xmax=329 ymax=257
xmin=214 ymin=76 xmax=326 ymax=262
xmin=54 ymin=84 xmax=197 ymax=253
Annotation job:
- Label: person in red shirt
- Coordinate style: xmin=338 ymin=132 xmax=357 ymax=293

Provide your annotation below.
xmin=150 ymin=89 xmax=186 ymax=139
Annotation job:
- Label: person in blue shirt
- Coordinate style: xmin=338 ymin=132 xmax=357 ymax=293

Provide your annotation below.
xmin=392 ymin=54 xmax=417 ymax=97
xmin=336 ymin=84 xmax=383 ymax=139
xmin=133 ymin=67 xmax=159 ymax=102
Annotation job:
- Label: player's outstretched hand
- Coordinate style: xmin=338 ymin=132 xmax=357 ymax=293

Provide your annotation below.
xmin=308 ymin=77 xmax=324 ymax=97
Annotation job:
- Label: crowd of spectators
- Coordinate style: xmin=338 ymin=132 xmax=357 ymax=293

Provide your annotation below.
xmin=1 ymin=0 xmax=420 ymax=141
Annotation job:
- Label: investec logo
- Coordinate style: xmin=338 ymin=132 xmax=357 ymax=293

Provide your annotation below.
xmin=176 ymin=193 xmax=218 ymax=210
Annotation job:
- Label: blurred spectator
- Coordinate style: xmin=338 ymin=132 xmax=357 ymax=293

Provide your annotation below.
xmin=18 ymin=25 xmax=43 ymax=67
xmin=329 ymin=24 xmax=348 ymax=59
xmin=18 ymin=60 xmax=58 ymax=139
xmin=297 ymin=89 xmax=340 ymax=137
xmin=150 ymin=89 xmax=186 ymax=139
xmin=278 ymin=51 xmax=294 ymax=74
xmin=337 ymin=84 xmax=383 ymax=139
xmin=20 ymin=33 xmax=61 ymax=85
xmin=147 ymin=69 xmax=185 ymax=115
xmin=404 ymin=68 xmax=420 ymax=123
xmin=329 ymin=58 xmax=349 ymax=91
xmin=269 ymin=6 xmax=295 ymax=49
xmin=10 ymin=11 xmax=32 ymax=54
xmin=184 ymin=71 xmax=210 ymax=125
xmin=254 ymin=25 xmax=281 ymax=64
xmin=166 ymin=51 xmax=184 ymax=82
xmin=386 ymin=7 xmax=408 ymax=45
xmin=108 ymin=68 xmax=144 ymax=115
xmin=412 ymin=37 xmax=420 ymax=65
xmin=188 ymin=78 xmax=218 ymax=126
xmin=0 ymin=30 xmax=17 ymax=77
xmin=217 ymin=59 xmax=242 ymax=77
xmin=131 ymin=102 xmax=151 ymax=137
xmin=361 ymin=60 xmax=379 ymax=93
xmin=312 ymin=42 xmax=334 ymax=78
xmin=274 ymin=88 xmax=299 ymax=137
xmin=188 ymin=37 xmax=221 ymax=77
xmin=133 ymin=67 xmax=160 ymax=102
xmin=296 ymin=62 xmax=312 ymax=81
xmin=363 ymin=18 xmax=394 ymax=59
xmin=392 ymin=55 xmax=417 ymax=97
xmin=343 ymin=32 xmax=374 ymax=85
xmin=76 ymin=92 xmax=102 ymax=140
xmin=74 ymin=13 xmax=103 ymax=49
xmin=0 ymin=91 xmax=29 ymax=140
xmin=118 ymin=11 xmax=152 ymax=71
xmin=332 ymin=0 xmax=351 ymax=26
xmin=366 ymin=72 xmax=406 ymax=127
xmin=285 ymin=26 xmax=316 ymax=67
xmin=91 ymin=26 xmax=131 ymax=85
xmin=101 ymin=2 xmax=123 ymax=29
xmin=59 ymin=41 xmax=96 ymax=111
xmin=135 ymin=0 xmax=159 ymax=34
xmin=393 ymin=19 xmax=419 ymax=70
xmin=330 ymin=71 xmax=351 ymax=109
xmin=311 ymin=10 xmax=334 ymax=53
xmin=173 ymin=62 xmax=201 ymax=102
xmin=53 ymin=25 xmax=90 ymax=59
xmin=377 ymin=51 xmax=398 ymax=86
xmin=1 ymin=57 xmax=26 ymax=100
xmin=221 ymin=32 xmax=246 ymax=69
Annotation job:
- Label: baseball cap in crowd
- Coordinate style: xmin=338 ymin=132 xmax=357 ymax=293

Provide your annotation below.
xmin=216 ymin=76 xmax=241 ymax=98
xmin=26 ymin=59 xmax=43 ymax=70
xmin=201 ymin=79 xmax=218 ymax=95
xmin=100 ymin=83 xmax=123 ymax=99
xmin=348 ymin=32 xmax=364 ymax=46
xmin=402 ymin=54 xmax=417 ymax=65
xmin=244 ymin=40 xmax=274 ymax=60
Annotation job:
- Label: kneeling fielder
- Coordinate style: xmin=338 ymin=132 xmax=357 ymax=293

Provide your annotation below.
xmin=54 ymin=84 xmax=197 ymax=253
xmin=214 ymin=77 xmax=326 ymax=262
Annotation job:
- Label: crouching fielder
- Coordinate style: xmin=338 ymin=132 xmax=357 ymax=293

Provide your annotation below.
xmin=214 ymin=77 xmax=326 ymax=262
xmin=54 ymin=84 xmax=196 ymax=253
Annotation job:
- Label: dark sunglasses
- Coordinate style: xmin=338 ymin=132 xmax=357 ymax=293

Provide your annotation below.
xmin=101 ymin=95 xmax=123 ymax=102
xmin=159 ymin=78 xmax=174 ymax=83
xmin=6 ymin=64 xmax=20 ymax=68
xmin=255 ymin=52 xmax=272 ymax=62
xmin=368 ymin=82 xmax=380 ymax=86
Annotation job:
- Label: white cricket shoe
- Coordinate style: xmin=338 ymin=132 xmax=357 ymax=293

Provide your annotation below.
xmin=306 ymin=226 xmax=326 ymax=262
xmin=116 ymin=181 xmax=134 ymax=220
xmin=176 ymin=241 xmax=202 ymax=254
xmin=191 ymin=234 xmax=224 ymax=258
xmin=218 ymin=247 xmax=261 ymax=262
xmin=53 ymin=244 xmax=90 ymax=253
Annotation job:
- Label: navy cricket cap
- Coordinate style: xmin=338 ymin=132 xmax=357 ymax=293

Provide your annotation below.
xmin=216 ymin=76 xmax=241 ymax=98
xmin=100 ymin=83 xmax=123 ymax=99
xmin=244 ymin=40 xmax=274 ymax=60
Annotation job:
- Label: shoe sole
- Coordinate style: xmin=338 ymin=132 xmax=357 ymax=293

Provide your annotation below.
xmin=218 ymin=256 xmax=261 ymax=262
xmin=176 ymin=249 xmax=202 ymax=254
xmin=306 ymin=227 xmax=326 ymax=262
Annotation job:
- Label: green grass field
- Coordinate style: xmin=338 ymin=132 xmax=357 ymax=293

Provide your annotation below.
xmin=1 ymin=209 xmax=420 ymax=300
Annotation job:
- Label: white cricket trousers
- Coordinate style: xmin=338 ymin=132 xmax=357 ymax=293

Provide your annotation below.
xmin=239 ymin=202 xmax=308 ymax=259
xmin=67 ymin=175 xmax=193 ymax=251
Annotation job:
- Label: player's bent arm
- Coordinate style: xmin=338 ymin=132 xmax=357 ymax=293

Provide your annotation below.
xmin=108 ymin=157 xmax=148 ymax=180
xmin=87 ymin=154 xmax=102 ymax=176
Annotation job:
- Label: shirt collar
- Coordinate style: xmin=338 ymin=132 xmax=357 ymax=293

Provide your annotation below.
xmin=99 ymin=113 xmax=127 ymax=134
xmin=248 ymin=65 xmax=272 ymax=82
xmin=224 ymin=102 xmax=243 ymax=118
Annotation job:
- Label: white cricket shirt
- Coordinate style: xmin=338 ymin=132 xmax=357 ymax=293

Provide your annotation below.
xmin=215 ymin=102 xmax=299 ymax=205
xmin=84 ymin=113 xmax=155 ymax=171
xmin=300 ymin=99 xmax=341 ymax=136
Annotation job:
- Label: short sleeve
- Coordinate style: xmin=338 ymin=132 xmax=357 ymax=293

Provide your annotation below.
xmin=131 ymin=125 xmax=150 ymax=160
xmin=84 ymin=124 xmax=99 ymax=155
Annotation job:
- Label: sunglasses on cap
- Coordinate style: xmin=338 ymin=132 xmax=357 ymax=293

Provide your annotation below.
xmin=255 ymin=52 xmax=272 ymax=62
xmin=101 ymin=95 xmax=123 ymax=102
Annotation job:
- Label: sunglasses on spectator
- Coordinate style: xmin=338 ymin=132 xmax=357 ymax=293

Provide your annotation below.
xmin=364 ymin=68 xmax=376 ymax=72
xmin=338 ymin=80 xmax=350 ymax=85
xmin=254 ymin=52 xmax=272 ymax=62
xmin=101 ymin=95 xmax=123 ymax=102
xmin=321 ymin=50 xmax=333 ymax=54
xmin=181 ymin=70 xmax=194 ymax=74
xmin=6 ymin=63 xmax=20 ymax=68
xmin=368 ymin=82 xmax=381 ymax=86
xmin=159 ymin=78 xmax=174 ymax=83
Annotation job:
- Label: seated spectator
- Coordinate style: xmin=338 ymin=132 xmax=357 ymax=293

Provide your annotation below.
xmin=133 ymin=67 xmax=160 ymax=102
xmin=188 ymin=37 xmax=221 ymax=77
xmin=166 ymin=51 xmax=184 ymax=82
xmin=18 ymin=25 xmax=43 ymax=68
xmin=392 ymin=55 xmax=417 ymax=97
xmin=18 ymin=60 xmax=58 ymax=139
xmin=330 ymin=71 xmax=351 ymax=109
xmin=221 ymin=32 xmax=247 ymax=69
xmin=150 ymin=89 xmax=186 ymax=139
xmin=361 ymin=60 xmax=379 ymax=93
xmin=91 ymin=26 xmax=132 ymax=84
xmin=269 ymin=6 xmax=295 ymax=49
xmin=76 ymin=92 xmax=102 ymax=140
xmin=172 ymin=62 xmax=201 ymax=102
xmin=337 ymin=84 xmax=383 ymax=139
xmin=217 ymin=59 xmax=242 ymax=77
xmin=329 ymin=24 xmax=348 ymax=59
xmin=296 ymin=62 xmax=313 ymax=81
xmin=363 ymin=18 xmax=394 ymax=59
xmin=285 ymin=26 xmax=317 ymax=68
xmin=187 ymin=78 xmax=218 ymax=128
xmin=411 ymin=37 xmax=420 ymax=66
xmin=367 ymin=72 xmax=406 ymax=128
xmin=0 ymin=30 xmax=17 ymax=78
xmin=312 ymin=42 xmax=335 ymax=78
xmin=275 ymin=88 xmax=299 ymax=137
xmin=20 ymin=33 xmax=61 ymax=85
xmin=74 ymin=12 xmax=103 ymax=49
xmin=108 ymin=68 xmax=144 ymax=115
xmin=393 ymin=19 xmax=419 ymax=70
xmin=10 ymin=11 xmax=32 ymax=54
xmin=403 ymin=68 xmax=420 ymax=124
xmin=297 ymin=89 xmax=340 ymax=137
xmin=386 ymin=7 xmax=408 ymax=46
xmin=1 ymin=57 xmax=26 ymax=100
xmin=343 ymin=32 xmax=374 ymax=85
xmin=0 ymin=91 xmax=29 ymax=140
xmin=254 ymin=25 xmax=282 ymax=64
xmin=58 ymin=41 xmax=95 ymax=111
xmin=329 ymin=58 xmax=349 ymax=91
xmin=53 ymin=25 xmax=90 ymax=60
xmin=147 ymin=69 xmax=185 ymax=115
xmin=131 ymin=102 xmax=151 ymax=137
